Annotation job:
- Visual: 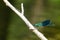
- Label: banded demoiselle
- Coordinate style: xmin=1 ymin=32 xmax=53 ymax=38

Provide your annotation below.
xmin=33 ymin=19 xmax=55 ymax=27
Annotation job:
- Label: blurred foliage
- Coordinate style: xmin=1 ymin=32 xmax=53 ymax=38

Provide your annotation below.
xmin=0 ymin=0 xmax=60 ymax=40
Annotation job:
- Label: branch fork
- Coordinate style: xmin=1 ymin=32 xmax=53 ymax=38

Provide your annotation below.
xmin=3 ymin=0 xmax=48 ymax=40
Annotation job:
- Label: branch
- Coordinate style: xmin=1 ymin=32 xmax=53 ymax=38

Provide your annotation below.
xmin=3 ymin=0 xmax=48 ymax=40
xmin=21 ymin=3 xmax=24 ymax=15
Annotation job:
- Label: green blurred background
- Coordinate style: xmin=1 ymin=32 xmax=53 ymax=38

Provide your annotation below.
xmin=0 ymin=0 xmax=60 ymax=40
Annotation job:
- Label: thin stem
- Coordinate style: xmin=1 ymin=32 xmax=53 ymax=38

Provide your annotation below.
xmin=21 ymin=3 xmax=24 ymax=15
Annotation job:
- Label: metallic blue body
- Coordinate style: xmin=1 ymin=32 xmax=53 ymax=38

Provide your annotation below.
xmin=34 ymin=19 xmax=54 ymax=27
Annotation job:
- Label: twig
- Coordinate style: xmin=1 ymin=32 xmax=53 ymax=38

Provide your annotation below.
xmin=3 ymin=0 xmax=48 ymax=40
xmin=21 ymin=3 xmax=24 ymax=15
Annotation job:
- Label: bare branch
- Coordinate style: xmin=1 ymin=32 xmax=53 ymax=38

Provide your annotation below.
xmin=3 ymin=0 xmax=48 ymax=40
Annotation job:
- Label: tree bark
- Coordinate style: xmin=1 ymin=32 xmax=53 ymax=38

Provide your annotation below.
xmin=31 ymin=0 xmax=44 ymax=24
